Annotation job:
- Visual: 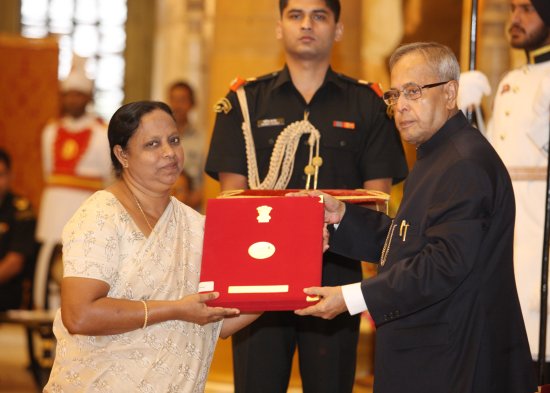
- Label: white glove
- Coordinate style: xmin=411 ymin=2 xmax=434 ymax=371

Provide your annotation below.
xmin=457 ymin=70 xmax=491 ymax=113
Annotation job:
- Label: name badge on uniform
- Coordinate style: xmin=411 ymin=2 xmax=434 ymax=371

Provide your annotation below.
xmin=257 ymin=118 xmax=285 ymax=128
xmin=333 ymin=120 xmax=356 ymax=130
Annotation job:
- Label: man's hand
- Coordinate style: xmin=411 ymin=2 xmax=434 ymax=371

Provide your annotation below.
xmin=285 ymin=190 xmax=346 ymax=225
xmin=294 ymin=286 xmax=348 ymax=320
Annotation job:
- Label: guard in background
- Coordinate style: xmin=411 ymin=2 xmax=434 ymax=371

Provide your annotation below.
xmin=35 ymin=56 xmax=112 ymax=310
xmin=0 ymin=148 xmax=36 ymax=311
xmin=460 ymin=0 xmax=550 ymax=380
xmin=490 ymin=0 xmax=550 ymax=380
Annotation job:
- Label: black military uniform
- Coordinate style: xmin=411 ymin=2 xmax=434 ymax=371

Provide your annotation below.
xmin=206 ymin=66 xmax=408 ymax=393
xmin=0 ymin=192 xmax=36 ymax=311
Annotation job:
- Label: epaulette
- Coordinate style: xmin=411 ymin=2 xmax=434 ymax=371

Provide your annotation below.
xmin=249 ymin=71 xmax=279 ymax=83
xmin=365 ymin=81 xmax=383 ymax=98
xmin=336 ymin=74 xmax=384 ymax=98
xmin=229 ymin=76 xmax=247 ymax=92
xmin=217 ymin=73 xmax=279 ymax=114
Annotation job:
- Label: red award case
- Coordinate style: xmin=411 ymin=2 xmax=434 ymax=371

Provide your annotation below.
xmin=199 ymin=196 xmax=324 ymax=311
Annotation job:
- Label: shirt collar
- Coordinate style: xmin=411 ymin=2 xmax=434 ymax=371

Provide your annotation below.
xmin=528 ymin=44 xmax=550 ymax=64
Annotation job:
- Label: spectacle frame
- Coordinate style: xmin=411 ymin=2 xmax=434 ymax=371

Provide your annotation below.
xmin=382 ymin=81 xmax=451 ymax=106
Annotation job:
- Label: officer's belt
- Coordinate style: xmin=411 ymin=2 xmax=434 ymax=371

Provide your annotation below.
xmin=507 ymin=166 xmax=547 ymax=181
xmin=47 ymin=173 xmax=103 ymax=191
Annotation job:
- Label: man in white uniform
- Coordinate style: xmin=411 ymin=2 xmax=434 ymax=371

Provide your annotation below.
xmin=462 ymin=0 xmax=550 ymax=380
xmin=35 ymin=59 xmax=112 ymax=309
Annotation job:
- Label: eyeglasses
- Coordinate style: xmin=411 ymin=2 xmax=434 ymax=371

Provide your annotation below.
xmin=382 ymin=81 xmax=451 ymax=106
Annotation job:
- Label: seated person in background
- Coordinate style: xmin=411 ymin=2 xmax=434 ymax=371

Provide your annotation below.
xmin=171 ymin=169 xmax=193 ymax=205
xmin=44 ymin=101 xmax=260 ymax=392
xmin=0 ymin=148 xmax=36 ymax=311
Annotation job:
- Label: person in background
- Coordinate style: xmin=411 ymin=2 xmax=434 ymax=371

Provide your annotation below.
xmin=294 ymin=41 xmax=537 ymax=393
xmin=205 ymin=0 xmax=408 ymax=392
xmin=44 ymin=101 xmax=259 ymax=392
xmin=0 ymin=148 xmax=36 ymax=311
xmin=35 ymin=56 xmax=112 ymax=310
xmin=168 ymin=81 xmax=205 ymax=211
xmin=459 ymin=0 xmax=550 ymax=380
xmin=171 ymin=169 xmax=193 ymax=205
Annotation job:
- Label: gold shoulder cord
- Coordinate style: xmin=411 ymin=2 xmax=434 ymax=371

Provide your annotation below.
xmin=236 ymin=86 xmax=323 ymax=190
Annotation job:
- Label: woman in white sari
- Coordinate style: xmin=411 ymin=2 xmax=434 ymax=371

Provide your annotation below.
xmin=45 ymin=101 xmax=258 ymax=392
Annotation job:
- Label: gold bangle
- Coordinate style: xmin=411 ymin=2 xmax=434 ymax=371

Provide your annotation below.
xmin=141 ymin=300 xmax=148 ymax=329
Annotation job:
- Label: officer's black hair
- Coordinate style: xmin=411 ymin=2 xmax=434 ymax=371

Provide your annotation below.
xmin=168 ymin=80 xmax=196 ymax=107
xmin=0 ymin=148 xmax=11 ymax=170
xmin=108 ymin=101 xmax=175 ymax=178
xmin=279 ymin=0 xmax=341 ymax=22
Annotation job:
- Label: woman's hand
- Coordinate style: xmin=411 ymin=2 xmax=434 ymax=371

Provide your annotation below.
xmin=176 ymin=292 xmax=240 ymax=325
xmin=177 ymin=292 xmax=262 ymax=338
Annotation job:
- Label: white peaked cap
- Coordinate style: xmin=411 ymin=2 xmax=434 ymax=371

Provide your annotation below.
xmin=60 ymin=55 xmax=94 ymax=94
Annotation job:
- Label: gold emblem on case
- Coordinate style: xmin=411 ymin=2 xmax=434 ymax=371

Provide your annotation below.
xmin=256 ymin=205 xmax=273 ymax=223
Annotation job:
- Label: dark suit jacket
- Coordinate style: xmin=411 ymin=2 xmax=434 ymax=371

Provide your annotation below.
xmin=331 ymin=112 xmax=537 ymax=393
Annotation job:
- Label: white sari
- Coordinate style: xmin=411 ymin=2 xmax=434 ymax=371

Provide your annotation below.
xmin=45 ymin=191 xmax=221 ymax=393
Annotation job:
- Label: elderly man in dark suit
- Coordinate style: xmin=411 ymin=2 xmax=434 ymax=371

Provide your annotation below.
xmin=295 ymin=42 xmax=538 ymax=393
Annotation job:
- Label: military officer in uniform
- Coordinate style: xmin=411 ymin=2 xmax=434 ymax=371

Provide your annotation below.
xmin=205 ymin=1 xmax=408 ymax=392
xmin=490 ymin=0 xmax=550 ymax=380
xmin=0 ymin=149 xmax=37 ymax=311
xmin=461 ymin=0 xmax=550 ymax=380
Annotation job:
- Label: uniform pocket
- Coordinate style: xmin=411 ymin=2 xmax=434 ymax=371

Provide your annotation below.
xmin=321 ymin=128 xmax=361 ymax=152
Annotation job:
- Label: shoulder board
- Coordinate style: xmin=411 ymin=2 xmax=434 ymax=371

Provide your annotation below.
xmin=250 ymin=71 xmax=279 ymax=83
xmin=366 ymin=81 xmax=383 ymax=98
xmin=336 ymin=73 xmax=372 ymax=85
xmin=229 ymin=76 xmax=247 ymax=92
xmin=336 ymin=74 xmax=384 ymax=98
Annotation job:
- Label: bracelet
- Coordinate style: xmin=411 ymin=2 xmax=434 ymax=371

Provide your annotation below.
xmin=141 ymin=300 xmax=148 ymax=329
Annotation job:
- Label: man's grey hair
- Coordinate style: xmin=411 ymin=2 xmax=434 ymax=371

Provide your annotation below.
xmin=389 ymin=42 xmax=461 ymax=82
